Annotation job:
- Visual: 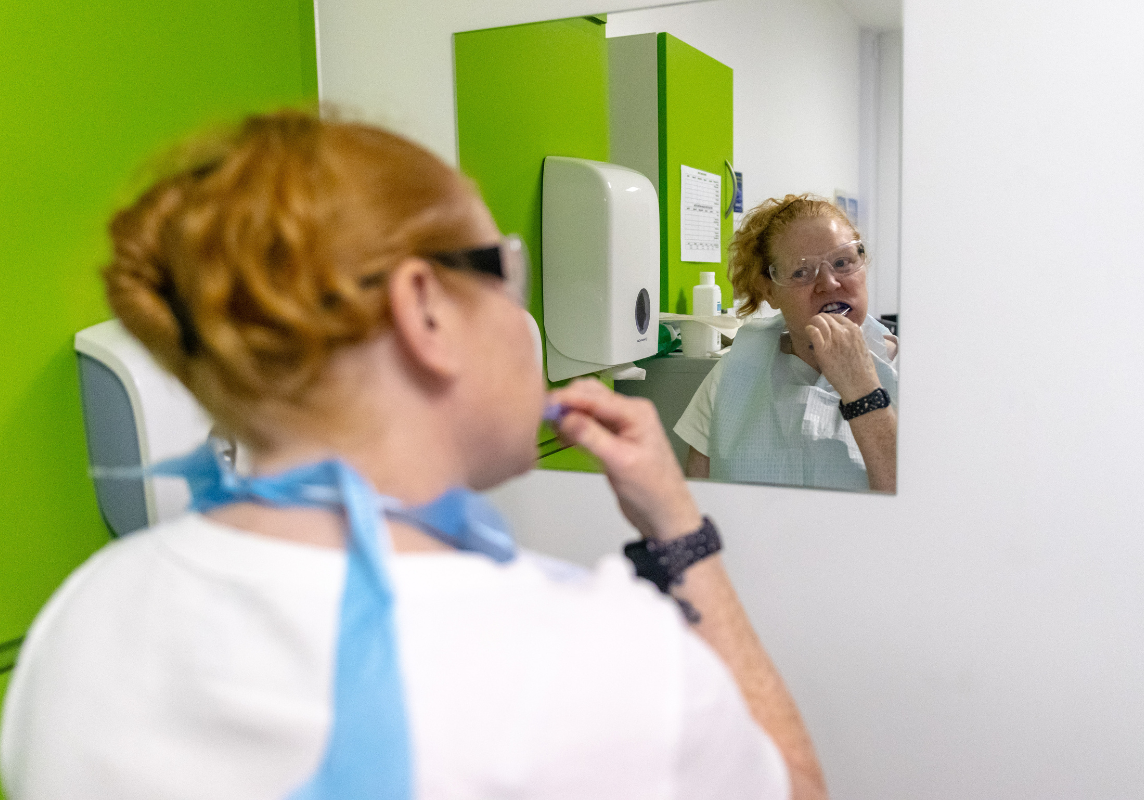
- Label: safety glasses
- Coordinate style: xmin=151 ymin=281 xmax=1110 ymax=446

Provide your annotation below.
xmin=428 ymin=234 xmax=531 ymax=307
xmin=768 ymin=239 xmax=867 ymax=287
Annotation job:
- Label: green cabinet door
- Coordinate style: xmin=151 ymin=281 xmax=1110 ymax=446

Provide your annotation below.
xmin=454 ymin=16 xmax=611 ymax=474
xmin=657 ymin=33 xmax=734 ymax=315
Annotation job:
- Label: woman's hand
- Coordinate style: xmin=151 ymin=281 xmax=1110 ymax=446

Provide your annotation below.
xmin=805 ymin=313 xmax=882 ymax=402
xmin=807 ymin=313 xmax=897 ymax=492
xmin=546 ymin=379 xmax=702 ymax=542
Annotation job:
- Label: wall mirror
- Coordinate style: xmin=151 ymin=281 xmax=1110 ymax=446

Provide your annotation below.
xmin=453 ymin=0 xmax=902 ymax=494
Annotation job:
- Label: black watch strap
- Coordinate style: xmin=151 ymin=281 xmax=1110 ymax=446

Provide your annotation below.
xmin=839 ymin=386 xmax=891 ymax=420
xmin=623 ymin=517 xmax=722 ymax=595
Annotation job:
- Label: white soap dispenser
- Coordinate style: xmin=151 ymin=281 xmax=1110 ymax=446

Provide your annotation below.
xmin=541 ymin=156 xmax=660 ymax=381
xmin=75 ymin=319 xmax=215 ymax=535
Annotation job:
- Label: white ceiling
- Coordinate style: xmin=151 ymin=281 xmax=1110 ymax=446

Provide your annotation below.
xmin=611 ymin=0 xmax=901 ymax=32
xmin=836 ymin=0 xmax=902 ymax=30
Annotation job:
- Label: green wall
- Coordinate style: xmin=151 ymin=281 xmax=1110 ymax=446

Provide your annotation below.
xmin=0 ymin=1 xmax=318 ymax=784
xmin=658 ymin=33 xmax=734 ymax=314
xmin=454 ymin=16 xmax=610 ymax=473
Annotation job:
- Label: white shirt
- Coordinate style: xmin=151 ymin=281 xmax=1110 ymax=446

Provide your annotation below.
xmin=1 ymin=515 xmax=789 ymax=800
xmin=674 ymin=329 xmax=899 ymax=458
xmin=675 ymin=358 xmax=727 ymax=456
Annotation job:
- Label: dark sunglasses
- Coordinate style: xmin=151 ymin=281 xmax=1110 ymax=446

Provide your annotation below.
xmin=426 ymin=234 xmax=530 ymax=306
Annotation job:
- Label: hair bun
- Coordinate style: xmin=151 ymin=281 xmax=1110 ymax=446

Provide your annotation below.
xmin=103 ymin=111 xmax=481 ymax=449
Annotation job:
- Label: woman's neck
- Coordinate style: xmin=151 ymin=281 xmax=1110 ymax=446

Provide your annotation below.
xmin=207 ymin=409 xmax=470 ymax=554
xmin=253 ymin=398 xmax=471 ymax=504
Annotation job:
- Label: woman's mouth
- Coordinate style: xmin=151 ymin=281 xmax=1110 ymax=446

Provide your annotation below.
xmin=820 ymin=302 xmax=852 ymax=315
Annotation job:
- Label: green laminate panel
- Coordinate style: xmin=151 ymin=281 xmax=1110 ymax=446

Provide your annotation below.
xmin=0 ymin=0 xmax=318 ymax=726
xmin=455 ymin=16 xmax=610 ymax=474
xmin=657 ymin=33 xmax=734 ymax=314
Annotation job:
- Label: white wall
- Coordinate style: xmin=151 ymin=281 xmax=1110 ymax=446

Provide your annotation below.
xmin=874 ymin=31 xmax=901 ymax=318
xmin=860 ymin=29 xmax=903 ymax=319
xmin=316 ymin=0 xmax=668 ymax=165
xmin=317 ymin=1 xmax=1144 ymax=797
xmin=608 ymin=0 xmax=863 ymax=209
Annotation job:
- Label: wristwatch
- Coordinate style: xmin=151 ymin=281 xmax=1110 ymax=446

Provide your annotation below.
xmin=839 ymin=386 xmax=891 ymax=420
xmin=624 ymin=517 xmax=722 ymax=622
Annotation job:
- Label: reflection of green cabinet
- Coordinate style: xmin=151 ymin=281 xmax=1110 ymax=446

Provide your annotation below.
xmin=454 ymin=20 xmax=731 ymax=474
xmin=455 ymin=16 xmax=609 ymax=346
xmin=609 ymin=33 xmax=734 ymax=314
xmin=454 ymin=16 xmax=610 ymax=474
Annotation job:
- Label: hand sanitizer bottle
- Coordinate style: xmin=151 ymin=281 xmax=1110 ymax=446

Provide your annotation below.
xmin=691 ymin=272 xmax=722 ymax=354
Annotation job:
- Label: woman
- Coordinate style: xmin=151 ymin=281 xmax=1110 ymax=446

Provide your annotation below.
xmin=0 ymin=114 xmax=825 ymax=799
xmin=676 ymin=195 xmax=898 ymax=492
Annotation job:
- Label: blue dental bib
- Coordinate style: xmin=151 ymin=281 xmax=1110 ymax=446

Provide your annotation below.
xmin=150 ymin=442 xmax=516 ymax=800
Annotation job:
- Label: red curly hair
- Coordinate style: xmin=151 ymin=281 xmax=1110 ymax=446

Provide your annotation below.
xmin=104 ymin=111 xmax=484 ymax=449
xmin=728 ymin=194 xmax=859 ymax=318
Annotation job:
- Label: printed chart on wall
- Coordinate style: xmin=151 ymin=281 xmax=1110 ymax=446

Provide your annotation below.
xmin=681 ymin=165 xmax=721 ymax=263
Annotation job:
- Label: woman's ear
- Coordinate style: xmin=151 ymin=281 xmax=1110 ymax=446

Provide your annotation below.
xmin=386 ymin=258 xmax=464 ymax=381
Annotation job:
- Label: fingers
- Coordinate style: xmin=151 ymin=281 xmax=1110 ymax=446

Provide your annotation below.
xmin=547 ymin=380 xmax=698 ymax=541
xmin=557 ymin=407 xmax=624 ymax=463
xmin=546 ymin=379 xmax=670 ymax=466
xmin=548 ymin=377 xmax=613 ymax=412
xmin=549 ymin=379 xmax=651 ymax=433
xmin=806 ymin=314 xmax=882 ymax=402
xmin=806 ymin=312 xmax=864 ymax=350
xmin=812 ymin=311 xmax=858 ymax=333
xmin=805 ymin=323 xmax=826 ymax=352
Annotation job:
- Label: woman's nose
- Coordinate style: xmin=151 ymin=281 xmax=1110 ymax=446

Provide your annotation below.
xmin=814 ymin=264 xmax=842 ymax=290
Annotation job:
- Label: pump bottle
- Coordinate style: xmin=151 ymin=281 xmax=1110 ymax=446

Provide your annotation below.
xmin=687 ymin=272 xmax=722 ymax=355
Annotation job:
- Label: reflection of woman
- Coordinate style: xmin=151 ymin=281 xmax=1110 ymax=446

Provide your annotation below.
xmin=1 ymin=115 xmax=826 ymax=799
xmin=677 ymin=195 xmax=898 ymax=492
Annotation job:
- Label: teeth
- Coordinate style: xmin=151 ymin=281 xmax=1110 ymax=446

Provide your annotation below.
xmin=821 ymin=302 xmax=851 ymax=314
